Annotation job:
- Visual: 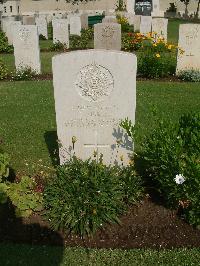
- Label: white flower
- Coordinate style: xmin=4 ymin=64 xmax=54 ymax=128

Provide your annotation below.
xmin=174 ymin=174 xmax=185 ymax=185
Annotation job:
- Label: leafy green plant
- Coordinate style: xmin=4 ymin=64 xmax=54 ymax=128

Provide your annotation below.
xmin=138 ymin=50 xmax=176 ymax=78
xmin=50 ymin=41 xmax=68 ymax=52
xmin=178 ymin=69 xmax=200 ymax=82
xmin=0 ymin=59 xmax=9 ymax=80
xmin=0 ymin=151 xmax=9 ymax=183
xmin=122 ymin=113 xmax=200 ymax=227
xmin=44 ymin=155 xmax=143 ymax=237
xmin=116 ymin=15 xmax=130 ymax=32
xmin=11 ymin=67 xmax=37 ymax=81
xmin=115 ymin=0 xmax=126 ymax=11
xmin=6 ymin=176 xmax=43 ymax=217
xmin=39 ymin=34 xmax=47 ymax=40
xmin=70 ymin=28 xmax=93 ymax=49
xmin=0 ymin=31 xmax=13 ymax=53
xmin=44 ymin=156 xmax=124 ymax=236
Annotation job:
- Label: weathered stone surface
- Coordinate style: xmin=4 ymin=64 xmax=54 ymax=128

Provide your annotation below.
xmin=140 ymin=16 xmax=152 ymax=35
xmin=133 ymin=15 xmax=141 ymax=32
xmin=70 ymin=16 xmax=81 ymax=36
xmin=6 ymin=21 xmax=22 ymax=45
xmin=152 ymin=18 xmax=168 ymax=40
xmin=176 ymin=24 xmax=200 ymax=73
xmin=35 ymin=17 xmax=48 ymax=39
xmin=52 ymin=19 xmax=69 ymax=47
xmin=102 ymin=16 xmax=117 ymax=23
xmin=94 ymin=23 xmax=121 ymax=50
xmin=22 ymin=16 xmax=35 ymax=25
xmin=53 ymin=50 xmax=137 ymax=165
xmin=80 ymin=13 xmax=88 ymax=29
xmin=13 ymin=25 xmax=41 ymax=73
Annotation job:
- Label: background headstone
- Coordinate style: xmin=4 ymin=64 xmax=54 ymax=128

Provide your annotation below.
xmin=152 ymin=18 xmax=168 ymax=40
xmin=176 ymin=24 xmax=200 ymax=73
xmin=22 ymin=16 xmax=35 ymax=25
xmin=94 ymin=23 xmax=121 ymax=50
xmin=133 ymin=15 xmax=141 ymax=32
xmin=80 ymin=13 xmax=88 ymax=29
xmin=53 ymin=50 xmax=137 ymax=165
xmin=35 ymin=17 xmax=48 ymax=39
xmin=52 ymin=19 xmax=69 ymax=47
xmin=126 ymin=0 xmax=135 ymax=14
xmin=13 ymin=25 xmax=41 ymax=73
xmin=102 ymin=16 xmax=117 ymax=23
xmin=6 ymin=21 xmax=22 ymax=45
xmin=70 ymin=16 xmax=81 ymax=36
xmin=140 ymin=16 xmax=152 ymax=35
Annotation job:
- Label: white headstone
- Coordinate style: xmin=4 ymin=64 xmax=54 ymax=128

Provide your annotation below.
xmin=176 ymin=24 xmax=200 ymax=73
xmin=35 ymin=17 xmax=48 ymax=39
xmin=53 ymin=50 xmax=137 ymax=165
xmin=102 ymin=16 xmax=117 ymax=23
xmin=52 ymin=19 xmax=69 ymax=47
xmin=80 ymin=13 xmax=88 ymax=29
xmin=152 ymin=18 xmax=168 ymax=40
xmin=6 ymin=21 xmax=22 ymax=45
xmin=94 ymin=23 xmax=121 ymax=50
xmin=1 ymin=17 xmax=16 ymax=32
xmin=151 ymin=0 xmax=160 ymax=16
xmin=140 ymin=16 xmax=152 ymax=35
xmin=13 ymin=25 xmax=41 ymax=74
xmin=22 ymin=16 xmax=35 ymax=25
xmin=133 ymin=15 xmax=141 ymax=32
xmin=70 ymin=16 xmax=81 ymax=36
xmin=124 ymin=13 xmax=135 ymax=26
xmin=126 ymin=0 xmax=135 ymax=14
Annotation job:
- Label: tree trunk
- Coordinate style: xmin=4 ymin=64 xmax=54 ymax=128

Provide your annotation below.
xmin=195 ymin=0 xmax=200 ymax=18
xmin=185 ymin=2 xmax=189 ymax=17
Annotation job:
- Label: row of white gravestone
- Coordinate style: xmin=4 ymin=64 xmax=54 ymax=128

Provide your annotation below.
xmin=12 ymin=22 xmax=200 ymax=75
xmin=137 ymin=16 xmax=168 ymax=40
xmin=52 ymin=19 xmax=122 ymax=50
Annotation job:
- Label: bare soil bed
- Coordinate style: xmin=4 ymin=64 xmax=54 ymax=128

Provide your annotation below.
xmin=1 ymin=197 xmax=200 ymax=249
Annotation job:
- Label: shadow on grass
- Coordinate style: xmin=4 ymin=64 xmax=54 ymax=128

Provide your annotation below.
xmin=0 ymin=201 xmax=64 ymax=266
xmin=44 ymin=131 xmax=59 ymax=166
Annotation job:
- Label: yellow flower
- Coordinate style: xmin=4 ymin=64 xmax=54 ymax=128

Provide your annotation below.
xmin=168 ymin=45 xmax=172 ymax=50
xmin=153 ymin=43 xmax=157 ymax=47
xmin=156 ymin=54 xmax=161 ymax=58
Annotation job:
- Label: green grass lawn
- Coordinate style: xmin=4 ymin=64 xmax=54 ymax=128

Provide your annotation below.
xmin=1 ymin=52 xmax=57 ymax=74
xmin=0 ymin=80 xmax=199 ymax=173
xmin=0 ymin=244 xmax=200 ymax=266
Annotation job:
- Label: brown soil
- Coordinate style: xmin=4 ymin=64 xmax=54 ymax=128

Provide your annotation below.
xmin=1 ymin=197 xmax=200 ymax=249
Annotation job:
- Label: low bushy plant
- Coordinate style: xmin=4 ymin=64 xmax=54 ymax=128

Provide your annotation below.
xmin=116 ymin=15 xmax=130 ymax=32
xmin=11 ymin=67 xmax=37 ymax=81
xmin=6 ymin=176 xmax=43 ymax=217
xmin=44 ymin=156 xmax=143 ymax=237
xmin=39 ymin=34 xmax=47 ymax=40
xmin=0 ymin=31 xmax=13 ymax=53
xmin=70 ymin=28 xmax=94 ymax=49
xmin=50 ymin=41 xmax=68 ymax=52
xmin=0 ymin=59 xmax=8 ymax=80
xmin=121 ymin=113 xmax=200 ymax=227
xmin=142 ymin=113 xmax=200 ymax=226
xmin=178 ymin=69 xmax=200 ymax=82
xmin=0 ymin=144 xmax=9 ymax=205
xmin=0 ymin=150 xmax=9 ymax=183
xmin=138 ymin=51 xmax=176 ymax=78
